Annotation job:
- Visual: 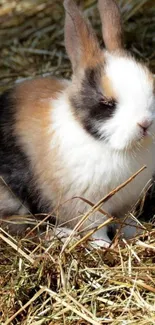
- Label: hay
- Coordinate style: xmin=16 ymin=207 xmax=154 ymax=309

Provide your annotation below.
xmin=1 ymin=225 xmax=155 ymax=324
xmin=0 ymin=0 xmax=155 ymax=324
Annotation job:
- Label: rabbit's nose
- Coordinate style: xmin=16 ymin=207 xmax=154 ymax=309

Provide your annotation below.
xmin=137 ymin=120 xmax=152 ymax=134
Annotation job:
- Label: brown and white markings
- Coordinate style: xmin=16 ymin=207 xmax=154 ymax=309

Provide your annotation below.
xmin=0 ymin=0 xmax=154 ymax=246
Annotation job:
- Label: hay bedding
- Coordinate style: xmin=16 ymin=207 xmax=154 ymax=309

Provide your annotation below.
xmin=0 ymin=0 xmax=155 ymax=324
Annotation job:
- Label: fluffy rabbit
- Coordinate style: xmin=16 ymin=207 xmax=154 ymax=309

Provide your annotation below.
xmin=0 ymin=0 xmax=154 ymax=246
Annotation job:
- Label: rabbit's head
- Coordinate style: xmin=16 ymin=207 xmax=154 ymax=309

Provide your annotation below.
xmin=64 ymin=0 xmax=155 ymax=151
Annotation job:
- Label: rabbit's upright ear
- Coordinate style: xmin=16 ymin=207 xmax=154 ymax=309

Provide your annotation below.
xmin=64 ymin=0 xmax=101 ymax=73
xmin=98 ymin=0 xmax=124 ymax=51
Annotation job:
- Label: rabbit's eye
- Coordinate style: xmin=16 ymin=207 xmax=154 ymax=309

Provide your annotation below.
xmin=100 ymin=97 xmax=117 ymax=110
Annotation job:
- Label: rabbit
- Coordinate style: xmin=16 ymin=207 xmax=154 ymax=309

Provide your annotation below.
xmin=0 ymin=0 xmax=154 ymax=247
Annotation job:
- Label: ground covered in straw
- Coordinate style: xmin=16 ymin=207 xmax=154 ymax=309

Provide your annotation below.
xmin=0 ymin=0 xmax=155 ymax=324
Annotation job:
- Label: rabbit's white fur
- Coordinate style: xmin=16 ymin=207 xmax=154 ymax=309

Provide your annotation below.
xmin=48 ymin=54 xmax=155 ymax=246
xmin=98 ymin=54 xmax=155 ymax=150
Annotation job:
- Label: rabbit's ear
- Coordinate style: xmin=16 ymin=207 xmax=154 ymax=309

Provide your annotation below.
xmin=98 ymin=0 xmax=124 ymax=51
xmin=64 ymin=0 xmax=101 ymax=73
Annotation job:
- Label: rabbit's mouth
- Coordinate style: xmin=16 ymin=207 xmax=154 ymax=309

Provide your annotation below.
xmin=121 ymin=133 xmax=153 ymax=153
